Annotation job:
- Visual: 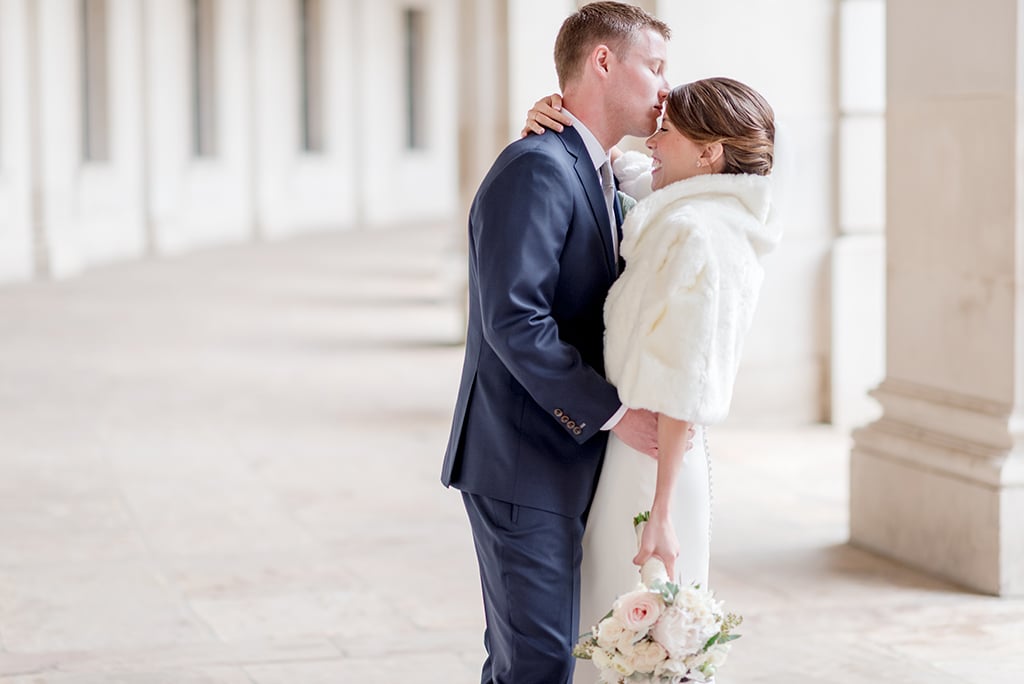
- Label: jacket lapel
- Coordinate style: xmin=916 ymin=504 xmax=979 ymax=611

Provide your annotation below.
xmin=558 ymin=129 xmax=617 ymax=278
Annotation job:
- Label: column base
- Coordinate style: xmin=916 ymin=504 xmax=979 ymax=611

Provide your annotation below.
xmin=851 ymin=421 xmax=1024 ymax=596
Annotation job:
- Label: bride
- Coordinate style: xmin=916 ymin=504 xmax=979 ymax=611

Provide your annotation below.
xmin=525 ymin=77 xmax=780 ymax=683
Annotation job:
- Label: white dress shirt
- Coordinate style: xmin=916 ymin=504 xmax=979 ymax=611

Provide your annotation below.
xmin=561 ymin=109 xmax=628 ymax=431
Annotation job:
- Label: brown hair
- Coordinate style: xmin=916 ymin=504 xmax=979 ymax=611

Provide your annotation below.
xmin=664 ymin=77 xmax=775 ymax=176
xmin=553 ymin=2 xmax=671 ymax=89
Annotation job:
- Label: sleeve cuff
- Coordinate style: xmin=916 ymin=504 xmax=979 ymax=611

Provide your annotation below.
xmin=601 ymin=404 xmax=628 ymax=431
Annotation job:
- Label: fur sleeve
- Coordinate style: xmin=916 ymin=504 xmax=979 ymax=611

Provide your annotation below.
xmin=615 ymin=229 xmax=729 ymax=424
xmin=613 ymin=150 xmax=654 ymax=200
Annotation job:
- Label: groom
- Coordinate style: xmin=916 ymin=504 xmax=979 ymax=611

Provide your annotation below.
xmin=441 ymin=3 xmax=671 ymax=682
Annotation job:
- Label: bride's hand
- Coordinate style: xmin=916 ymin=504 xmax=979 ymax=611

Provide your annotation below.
xmin=633 ymin=512 xmax=680 ymax=580
xmin=521 ymin=94 xmax=573 ymax=137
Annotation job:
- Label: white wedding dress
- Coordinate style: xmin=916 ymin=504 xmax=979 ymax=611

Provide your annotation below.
xmin=572 ymin=430 xmax=711 ymax=684
xmin=571 ymin=149 xmax=779 ymax=684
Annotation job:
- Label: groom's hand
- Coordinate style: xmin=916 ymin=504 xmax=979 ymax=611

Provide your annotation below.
xmin=612 ymin=408 xmax=659 ymax=459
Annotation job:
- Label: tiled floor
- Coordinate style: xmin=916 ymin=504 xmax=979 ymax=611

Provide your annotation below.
xmin=0 ymin=227 xmax=1020 ymax=683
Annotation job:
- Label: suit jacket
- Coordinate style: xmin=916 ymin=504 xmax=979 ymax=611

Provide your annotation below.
xmin=441 ymin=127 xmax=623 ymax=518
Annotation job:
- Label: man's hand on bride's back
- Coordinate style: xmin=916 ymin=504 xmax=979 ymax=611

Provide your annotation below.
xmin=612 ymin=408 xmax=659 ymax=459
xmin=521 ymin=94 xmax=573 ymax=137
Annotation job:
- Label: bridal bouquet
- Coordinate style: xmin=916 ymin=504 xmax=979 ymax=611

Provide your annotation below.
xmin=573 ymin=512 xmax=742 ymax=683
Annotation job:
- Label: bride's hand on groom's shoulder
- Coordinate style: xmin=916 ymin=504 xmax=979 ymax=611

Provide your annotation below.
xmin=612 ymin=408 xmax=659 ymax=459
xmin=521 ymin=93 xmax=573 ymax=138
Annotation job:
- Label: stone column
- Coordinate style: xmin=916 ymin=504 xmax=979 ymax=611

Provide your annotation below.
xmin=850 ymin=0 xmax=1024 ymax=596
xmin=456 ymin=0 xmax=509 ymax=220
xmin=831 ymin=0 xmax=886 ymax=432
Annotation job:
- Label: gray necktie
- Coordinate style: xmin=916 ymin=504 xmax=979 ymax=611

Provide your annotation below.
xmin=599 ymin=161 xmax=619 ymax=265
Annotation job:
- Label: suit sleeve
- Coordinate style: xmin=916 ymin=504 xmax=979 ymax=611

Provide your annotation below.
xmin=472 ymin=150 xmax=621 ymax=444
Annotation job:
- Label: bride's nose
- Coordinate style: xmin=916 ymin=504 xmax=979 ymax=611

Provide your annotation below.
xmin=646 ymin=134 xmax=657 ymax=150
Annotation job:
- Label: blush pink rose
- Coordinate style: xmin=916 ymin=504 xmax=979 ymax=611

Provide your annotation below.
xmin=612 ymin=589 xmax=664 ymax=634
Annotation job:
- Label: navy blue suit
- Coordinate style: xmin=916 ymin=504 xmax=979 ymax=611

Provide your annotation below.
xmin=442 ymin=126 xmax=623 ymax=683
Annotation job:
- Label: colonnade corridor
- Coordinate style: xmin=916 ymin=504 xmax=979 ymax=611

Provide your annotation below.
xmin=0 ymin=227 xmax=1020 ymax=683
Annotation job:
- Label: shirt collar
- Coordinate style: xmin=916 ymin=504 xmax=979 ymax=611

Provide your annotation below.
xmin=563 ymin=109 xmax=608 ymax=170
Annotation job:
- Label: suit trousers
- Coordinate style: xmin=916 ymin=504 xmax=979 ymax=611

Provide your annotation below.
xmin=462 ymin=492 xmax=586 ymax=684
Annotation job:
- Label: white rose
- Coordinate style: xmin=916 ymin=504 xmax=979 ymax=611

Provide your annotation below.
xmin=612 ymin=588 xmax=664 ymax=634
xmin=595 ymin=616 xmax=630 ymax=651
xmin=615 ymin=632 xmax=637 ymax=657
xmin=625 ymin=638 xmax=668 ymax=673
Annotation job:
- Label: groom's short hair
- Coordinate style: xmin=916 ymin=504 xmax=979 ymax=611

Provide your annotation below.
xmin=554 ymin=2 xmax=670 ymax=90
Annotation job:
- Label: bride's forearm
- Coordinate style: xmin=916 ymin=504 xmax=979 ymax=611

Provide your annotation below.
xmin=651 ymin=415 xmax=692 ymax=518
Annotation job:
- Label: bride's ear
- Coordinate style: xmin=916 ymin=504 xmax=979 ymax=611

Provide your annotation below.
xmin=701 ymin=142 xmax=725 ymax=169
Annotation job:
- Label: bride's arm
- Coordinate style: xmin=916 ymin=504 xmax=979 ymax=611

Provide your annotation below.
xmin=633 ymin=415 xmax=693 ymax=579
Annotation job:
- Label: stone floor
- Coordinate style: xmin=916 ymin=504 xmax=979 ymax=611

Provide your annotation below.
xmin=0 ymin=226 xmax=1021 ymax=684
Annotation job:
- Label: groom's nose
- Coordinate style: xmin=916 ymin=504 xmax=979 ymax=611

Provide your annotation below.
xmin=657 ymin=85 xmax=669 ymax=103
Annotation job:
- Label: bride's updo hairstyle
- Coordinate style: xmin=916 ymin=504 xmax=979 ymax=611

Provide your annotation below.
xmin=665 ymin=77 xmax=774 ymax=176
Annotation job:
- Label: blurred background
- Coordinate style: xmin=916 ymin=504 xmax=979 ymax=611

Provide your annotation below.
xmin=0 ymin=0 xmax=887 ymax=430
xmin=1 ymin=1 xmax=1023 ymax=683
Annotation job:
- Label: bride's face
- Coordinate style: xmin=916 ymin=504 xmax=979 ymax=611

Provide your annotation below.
xmin=646 ymin=115 xmax=706 ymax=190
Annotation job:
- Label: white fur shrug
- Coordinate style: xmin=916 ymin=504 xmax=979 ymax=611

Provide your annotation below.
xmin=605 ymin=152 xmax=781 ymax=424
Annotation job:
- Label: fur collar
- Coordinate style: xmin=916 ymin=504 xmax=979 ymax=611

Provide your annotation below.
xmin=621 ymin=172 xmax=781 ymax=258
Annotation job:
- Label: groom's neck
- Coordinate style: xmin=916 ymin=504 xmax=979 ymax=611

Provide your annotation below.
xmin=561 ymin=92 xmax=618 ymax=153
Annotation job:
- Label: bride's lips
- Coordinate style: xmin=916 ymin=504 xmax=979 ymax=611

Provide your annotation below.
xmin=651 ymin=156 xmax=662 ymax=174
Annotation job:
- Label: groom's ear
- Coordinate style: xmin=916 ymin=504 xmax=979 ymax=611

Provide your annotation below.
xmin=591 ymin=44 xmax=612 ymax=77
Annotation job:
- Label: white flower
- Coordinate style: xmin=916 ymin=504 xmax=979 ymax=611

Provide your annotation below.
xmin=613 ymin=588 xmax=664 ymax=634
xmin=592 ymin=646 xmax=614 ymax=671
xmin=673 ymin=586 xmax=723 ymax=631
xmin=595 ymin=616 xmax=631 ymax=651
xmin=651 ymin=604 xmax=713 ymax=659
xmin=684 ymin=649 xmax=710 ymax=673
xmin=623 ymin=638 xmax=668 ymax=674
xmin=653 ymin=657 xmax=691 ymax=682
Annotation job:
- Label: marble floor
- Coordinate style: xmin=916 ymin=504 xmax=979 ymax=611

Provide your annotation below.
xmin=0 ymin=226 xmax=1021 ymax=683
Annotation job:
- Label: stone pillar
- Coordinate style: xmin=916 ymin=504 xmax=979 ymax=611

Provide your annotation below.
xmin=850 ymin=0 xmax=1024 ymax=596
xmin=831 ymin=0 xmax=885 ymax=432
xmin=457 ymin=0 xmax=510 ymax=217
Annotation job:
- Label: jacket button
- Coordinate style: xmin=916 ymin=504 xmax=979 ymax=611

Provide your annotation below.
xmin=567 ymin=421 xmax=576 ymax=429
xmin=561 ymin=415 xmax=569 ymax=423
xmin=573 ymin=428 xmax=582 ymax=435
xmin=554 ymin=408 xmax=563 ymax=417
